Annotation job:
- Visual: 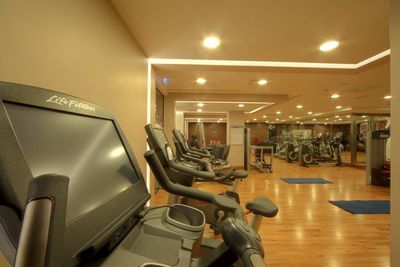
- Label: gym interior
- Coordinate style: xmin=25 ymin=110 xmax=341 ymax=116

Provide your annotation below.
xmin=0 ymin=1 xmax=398 ymax=267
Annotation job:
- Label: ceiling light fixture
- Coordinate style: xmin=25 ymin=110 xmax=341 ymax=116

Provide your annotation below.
xmin=238 ymin=104 xmax=245 ymax=108
xmin=253 ymin=118 xmax=257 ymax=121
xmin=246 ymin=120 xmax=250 ymax=123
xmin=263 ymin=115 xmax=267 ymax=118
xmin=197 ymin=109 xmax=203 ymax=112
xmin=325 ymin=118 xmax=329 ymax=121
xmin=338 ymin=118 xmax=342 ymax=121
xmin=312 ymin=118 xmax=316 ymax=121
xmin=336 ymin=106 xmax=342 ymax=109
xmin=324 ymin=123 xmax=328 ymax=125
xmin=276 ymin=111 xmax=281 ymax=114
xmin=275 ymin=118 xmax=279 ymax=121
xmin=197 ymin=103 xmax=204 ymax=107
xmin=362 ymin=115 xmax=366 ymax=118
xmin=289 ymin=116 xmax=293 ymax=118
xmin=335 ymin=115 xmax=340 ymax=118
xmin=346 ymin=115 xmax=351 ymax=118
xmin=296 ymin=121 xmax=300 ymax=124
xmin=320 ymin=40 xmax=339 ymax=52
xmin=203 ymin=36 xmax=220 ymax=49
xmin=196 ymin=78 xmax=206 ymax=84
xmin=307 ymin=111 xmax=313 ymax=115
xmin=296 ymin=105 xmax=303 ymax=109
xmin=257 ymin=79 xmax=268 ymax=85
xmin=331 ymin=94 xmax=340 ymax=99
xmin=266 ymin=120 xmax=269 ymax=123
xmin=384 ymin=95 xmax=392 ymax=99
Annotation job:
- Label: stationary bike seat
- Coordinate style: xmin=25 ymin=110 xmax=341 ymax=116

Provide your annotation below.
xmin=246 ymin=197 xmax=278 ymax=218
xmin=231 ymin=170 xmax=248 ymax=179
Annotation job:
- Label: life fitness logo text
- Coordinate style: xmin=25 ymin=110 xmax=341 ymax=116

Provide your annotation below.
xmin=46 ymin=95 xmax=96 ymax=112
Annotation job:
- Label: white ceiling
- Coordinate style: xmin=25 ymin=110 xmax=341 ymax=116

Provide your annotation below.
xmin=112 ymin=0 xmax=389 ymax=63
xmin=111 ymin=0 xmax=391 ymax=123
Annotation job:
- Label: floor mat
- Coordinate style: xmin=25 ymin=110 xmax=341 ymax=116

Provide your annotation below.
xmin=329 ymin=200 xmax=390 ymax=214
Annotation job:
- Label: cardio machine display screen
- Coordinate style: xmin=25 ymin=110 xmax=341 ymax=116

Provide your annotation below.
xmin=4 ymin=103 xmax=140 ymax=224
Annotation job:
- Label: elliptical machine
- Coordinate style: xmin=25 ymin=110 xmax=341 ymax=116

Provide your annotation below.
xmin=145 ymin=123 xmax=278 ymax=234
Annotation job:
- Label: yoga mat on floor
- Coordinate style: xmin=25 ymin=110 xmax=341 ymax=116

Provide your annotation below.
xmin=329 ymin=200 xmax=390 ymax=214
xmin=281 ymin=178 xmax=332 ymax=184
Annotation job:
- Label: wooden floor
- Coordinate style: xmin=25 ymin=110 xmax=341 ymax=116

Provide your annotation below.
xmin=154 ymin=159 xmax=390 ymax=267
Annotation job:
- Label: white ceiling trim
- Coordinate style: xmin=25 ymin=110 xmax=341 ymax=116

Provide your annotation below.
xmin=149 ymin=49 xmax=390 ymax=70
xmin=355 ymin=49 xmax=391 ymax=68
xmin=175 ymin=100 xmax=272 ymax=104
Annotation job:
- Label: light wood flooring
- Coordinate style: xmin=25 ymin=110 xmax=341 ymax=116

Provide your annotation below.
xmin=154 ymin=158 xmax=390 ymax=267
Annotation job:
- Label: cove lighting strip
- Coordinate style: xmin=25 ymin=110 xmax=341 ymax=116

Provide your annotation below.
xmin=149 ymin=49 xmax=390 ymax=69
xmin=248 ymin=105 xmax=270 ymax=114
xmin=175 ymin=100 xmax=272 ymax=105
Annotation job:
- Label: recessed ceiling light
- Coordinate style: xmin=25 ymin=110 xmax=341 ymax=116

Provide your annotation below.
xmin=263 ymin=115 xmax=267 ymax=118
xmin=300 ymin=122 xmax=304 ymax=125
xmin=197 ymin=109 xmax=203 ymax=112
xmin=275 ymin=118 xmax=279 ymax=121
xmin=246 ymin=120 xmax=250 ymax=123
xmin=257 ymin=79 xmax=268 ymax=85
xmin=266 ymin=120 xmax=269 ymax=123
xmin=276 ymin=111 xmax=281 ymax=114
xmin=197 ymin=119 xmax=201 ymax=122
xmin=217 ymin=121 xmax=220 ymax=123
xmin=218 ymin=118 xmax=222 ymax=121
xmin=296 ymin=105 xmax=303 ymax=109
xmin=384 ymin=95 xmax=392 ymax=99
xmin=296 ymin=121 xmax=300 ymax=124
xmin=335 ymin=115 xmax=340 ymax=118
xmin=320 ymin=40 xmax=339 ymax=52
xmin=238 ymin=104 xmax=245 ymax=108
xmin=312 ymin=118 xmax=316 ymax=121
xmin=364 ymin=119 xmax=368 ymax=122
xmin=197 ymin=103 xmax=204 ymax=107
xmin=338 ymin=118 xmax=342 ymax=121
xmin=289 ymin=115 xmax=293 ymax=118
xmin=325 ymin=118 xmax=329 ymax=120
xmin=196 ymin=78 xmax=206 ymax=84
xmin=336 ymin=106 xmax=342 ymax=109
xmin=203 ymin=36 xmax=220 ymax=49
xmin=346 ymin=115 xmax=351 ymax=118
xmin=362 ymin=115 xmax=366 ymax=118
xmin=253 ymin=118 xmax=257 ymax=121
xmin=334 ymin=120 xmax=337 ymax=122
xmin=324 ymin=123 xmax=328 ymax=125
xmin=331 ymin=94 xmax=340 ymax=99
xmin=307 ymin=111 xmax=313 ymax=115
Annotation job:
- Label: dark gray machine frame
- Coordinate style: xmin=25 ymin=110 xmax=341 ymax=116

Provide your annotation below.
xmin=0 ymin=82 xmax=267 ymax=267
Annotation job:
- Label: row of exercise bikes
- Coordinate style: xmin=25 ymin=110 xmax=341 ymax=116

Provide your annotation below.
xmin=271 ymin=132 xmax=345 ymax=167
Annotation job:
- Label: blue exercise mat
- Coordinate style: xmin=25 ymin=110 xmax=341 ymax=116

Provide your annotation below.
xmin=281 ymin=178 xmax=332 ymax=184
xmin=329 ymin=200 xmax=390 ymax=214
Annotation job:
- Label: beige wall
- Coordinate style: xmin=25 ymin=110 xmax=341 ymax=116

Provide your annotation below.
xmin=391 ymin=0 xmax=399 ymax=266
xmin=0 ymin=0 xmax=149 ymax=175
